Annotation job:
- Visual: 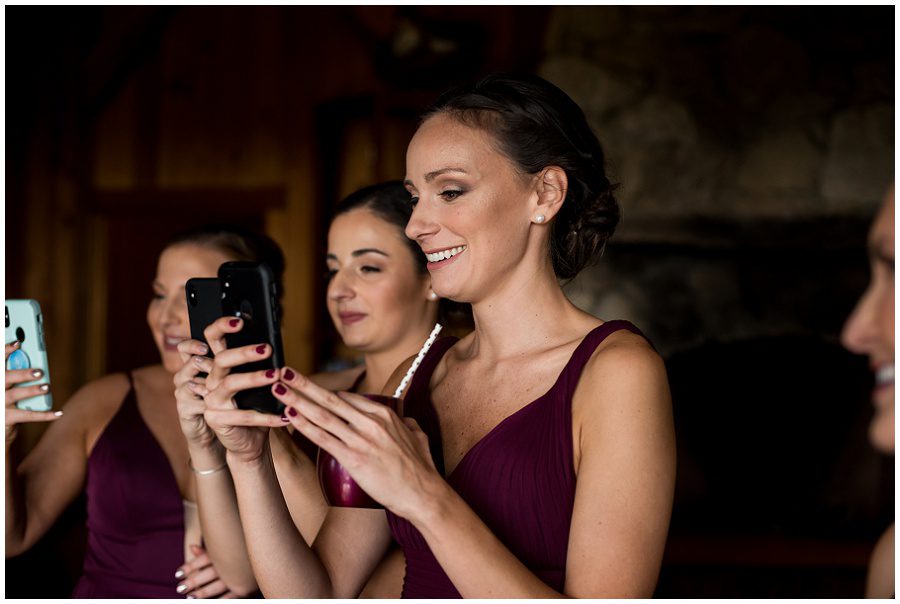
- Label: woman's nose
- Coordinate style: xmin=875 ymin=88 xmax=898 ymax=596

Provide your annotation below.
xmin=328 ymin=270 xmax=355 ymax=301
xmin=405 ymin=199 xmax=439 ymax=244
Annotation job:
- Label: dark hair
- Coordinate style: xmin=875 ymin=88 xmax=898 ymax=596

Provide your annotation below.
xmin=423 ymin=72 xmax=620 ymax=280
xmin=166 ymin=224 xmax=286 ymax=304
xmin=332 ymin=181 xmax=424 ymax=274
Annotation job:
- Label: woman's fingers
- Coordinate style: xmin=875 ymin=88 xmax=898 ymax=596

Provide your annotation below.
xmin=176 ymin=339 xmax=209 ymax=365
xmin=205 ymin=369 xmax=280 ymax=410
xmin=6 ymin=368 xmax=45 ymax=390
xmin=6 ymin=407 xmax=62 ymax=424
xmin=6 ymin=383 xmax=50 ymax=406
xmin=205 ymin=407 xmax=288 ymax=430
xmin=212 ymin=343 xmax=272 ymax=372
xmin=273 ymin=380 xmax=370 ymax=449
xmin=177 ymin=564 xmax=221 ymax=596
xmin=278 ymin=367 xmax=374 ymax=424
xmin=203 ymin=316 xmax=244 ymax=356
xmin=5 ymin=340 xmax=20 ymax=361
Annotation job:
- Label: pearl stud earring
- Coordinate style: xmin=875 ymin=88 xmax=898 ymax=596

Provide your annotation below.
xmin=535 ymin=215 xmax=546 ymax=224
xmin=428 ymin=291 xmax=439 ymax=301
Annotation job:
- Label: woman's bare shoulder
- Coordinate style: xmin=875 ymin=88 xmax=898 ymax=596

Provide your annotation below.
xmin=866 ymin=523 xmax=895 ymax=597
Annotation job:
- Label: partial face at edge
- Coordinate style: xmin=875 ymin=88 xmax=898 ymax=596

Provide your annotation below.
xmin=841 ymin=187 xmax=895 ymax=453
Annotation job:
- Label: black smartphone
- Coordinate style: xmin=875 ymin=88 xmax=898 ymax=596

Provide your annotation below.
xmin=218 ymin=261 xmax=285 ymax=415
xmin=186 ymin=277 xmax=222 ymax=378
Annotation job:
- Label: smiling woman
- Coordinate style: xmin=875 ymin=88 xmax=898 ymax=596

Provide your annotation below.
xmin=5 ymin=225 xmax=282 ymax=598
xmin=193 ymin=73 xmax=675 ymax=599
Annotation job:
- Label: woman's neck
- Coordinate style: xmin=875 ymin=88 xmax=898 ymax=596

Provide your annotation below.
xmin=360 ymin=325 xmax=438 ymax=394
xmin=467 ymin=261 xmax=589 ymax=362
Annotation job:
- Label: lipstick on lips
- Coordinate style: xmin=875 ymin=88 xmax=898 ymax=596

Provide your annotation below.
xmin=338 ymin=312 xmax=366 ymax=326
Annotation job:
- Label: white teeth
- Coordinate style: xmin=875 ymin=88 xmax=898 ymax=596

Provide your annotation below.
xmin=426 ymin=246 xmax=466 ymax=263
xmin=876 ymin=365 xmax=894 ymax=386
xmin=165 ymin=337 xmax=185 ymax=346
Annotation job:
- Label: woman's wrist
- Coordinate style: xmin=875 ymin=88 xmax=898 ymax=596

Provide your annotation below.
xmin=187 ymin=440 xmax=226 ymax=469
xmin=225 ymin=444 xmax=271 ymax=472
xmin=405 ymin=471 xmax=456 ymax=530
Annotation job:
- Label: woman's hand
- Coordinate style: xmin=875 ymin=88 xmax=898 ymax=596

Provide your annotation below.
xmin=274 ymin=367 xmax=445 ymax=521
xmin=174 ymin=340 xmax=219 ymax=452
xmin=5 ymin=340 xmax=61 ymax=444
xmin=175 ymin=544 xmax=243 ymax=599
xmin=198 ymin=317 xmax=287 ymax=464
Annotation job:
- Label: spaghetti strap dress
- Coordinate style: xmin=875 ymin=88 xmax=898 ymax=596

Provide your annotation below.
xmin=72 ymin=372 xmax=186 ymax=598
xmin=386 ymin=320 xmax=646 ymax=598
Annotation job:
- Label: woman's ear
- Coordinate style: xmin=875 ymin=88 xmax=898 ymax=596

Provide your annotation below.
xmin=531 ymin=166 xmax=567 ymax=225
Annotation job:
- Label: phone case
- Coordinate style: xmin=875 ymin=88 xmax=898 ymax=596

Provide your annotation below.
xmin=186 ymin=278 xmax=223 ymax=379
xmin=5 ymin=299 xmax=53 ymax=412
xmin=218 ymin=262 xmax=285 ymax=414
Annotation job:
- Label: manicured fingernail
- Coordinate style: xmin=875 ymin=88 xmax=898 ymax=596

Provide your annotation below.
xmin=284 ymin=368 xmax=295 ymax=381
xmin=187 ymin=596 xmax=196 ymax=600
xmin=10 ymin=340 xmax=20 ymax=347
xmin=176 ymin=584 xmax=187 ymax=594
xmin=53 ymin=411 xmax=63 ymax=417
xmin=274 ymin=384 xmax=286 ymax=395
xmin=175 ymin=569 xmax=185 ymax=579
xmin=39 ymin=384 xmax=50 ymax=392
xmin=265 ymin=369 xmax=275 ymax=378
xmin=229 ymin=318 xmax=240 ymax=327
xmin=193 ymin=356 xmax=205 ymax=366
xmin=288 ymin=407 xmax=297 ymax=417
xmin=256 ymin=345 xmax=267 ymax=355
xmin=31 ymin=369 xmax=43 ymax=378
xmin=280 ymin=414 xmax=290 ymax=422
xmin=197 ymin=343 xmax=209 ymax=354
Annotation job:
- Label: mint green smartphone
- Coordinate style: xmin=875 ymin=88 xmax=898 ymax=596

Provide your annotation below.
xmin=5 ymin=299 xmax=53 ymax=412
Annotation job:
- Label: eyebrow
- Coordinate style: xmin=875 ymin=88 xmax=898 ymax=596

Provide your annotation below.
xmin=404 ymin=167 xmax=469 ymax=187
xmin=326 ymin=248 xmax=390 ymax=261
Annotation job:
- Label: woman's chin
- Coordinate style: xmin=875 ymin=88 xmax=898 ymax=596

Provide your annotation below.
xmin=869 ymin=413 xmax=895 ymax=454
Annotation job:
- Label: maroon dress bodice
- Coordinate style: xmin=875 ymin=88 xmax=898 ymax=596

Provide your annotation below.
xmin=387 ymin=320 xmax=645 ymax=598
xmin=72 ymin=373 xmax=185 ymax=598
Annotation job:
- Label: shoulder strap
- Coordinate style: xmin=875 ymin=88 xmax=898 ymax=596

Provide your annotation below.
xmin=557 ymin=320 xmax=648 ymax=397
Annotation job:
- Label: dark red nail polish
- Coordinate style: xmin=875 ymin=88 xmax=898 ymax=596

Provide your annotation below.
xmin=280 ymin=414 xmax=290 ymax=422
xmin=284 ymin=368 xmax=295 ymax=381
xmin=288 ymin=407 xmax=297 ymax=417
xmin=256 ymin=345 xmax=266 ymax=354
xmin=229 ymin=318 xmax=240 ymax=327
xmin=274 ymin=384 xmax=286 ymax=395
xmin=265 ymin=369 xmax=275 ymax=378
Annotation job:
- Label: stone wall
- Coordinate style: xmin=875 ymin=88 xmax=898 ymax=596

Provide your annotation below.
xmin=538 ymin=6 xmax=893 ymax=355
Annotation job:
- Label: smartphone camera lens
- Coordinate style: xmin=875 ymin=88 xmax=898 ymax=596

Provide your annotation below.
xmin=16 ymin=327 xmax=25 ymax=343
xmin=188 ymin=286 xmax=198 ymax=307
xmin=5 ymin=307 xmax=8 ymax=329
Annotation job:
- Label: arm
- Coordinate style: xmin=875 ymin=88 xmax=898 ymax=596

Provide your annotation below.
xmin=6 ymin=363 xmax=122 ymax=556
xmin=195 ymin=317 xmax=392 ymax=598
xmin=278 ymin=335 xmax=675 ymax=598
xmin=269 ymin=427 xmax=328 ymax=544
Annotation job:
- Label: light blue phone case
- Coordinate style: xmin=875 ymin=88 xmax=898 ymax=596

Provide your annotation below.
xmin=5 ymin=299 xmax=53 ymax=412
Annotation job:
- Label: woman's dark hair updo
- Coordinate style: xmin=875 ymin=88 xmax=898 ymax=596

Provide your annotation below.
xmin=423 ymin=72 xmax=620 ymax=280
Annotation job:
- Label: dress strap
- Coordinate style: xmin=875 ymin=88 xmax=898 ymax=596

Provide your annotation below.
xmin=401 ymin=336 xmax=457 ymax=476
xmin=556 ymin=320 xmax=649 ymax=400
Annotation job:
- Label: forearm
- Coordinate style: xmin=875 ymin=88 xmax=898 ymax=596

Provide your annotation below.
xmin=412 ymin=482 xmax=561 ymax=598
xmin=228 ymin=447 xmax=333 ymax=598
xmin=270 ymin=429 xmax=328 ymax=544
xmin=189 ymin=441 xmax=258 ymax=595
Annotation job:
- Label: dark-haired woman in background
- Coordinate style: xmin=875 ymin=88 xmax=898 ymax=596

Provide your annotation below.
xmin=174 ymin=182 xmax=447 ymax=597
xmin=5 ymin=225 xmax=284 ymax=598
xmin=197 ymin=73 xmax=676 ymax=598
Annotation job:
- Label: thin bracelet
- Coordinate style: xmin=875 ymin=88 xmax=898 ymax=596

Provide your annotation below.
xmin=188 ymin=457 xmax=228 ymax=476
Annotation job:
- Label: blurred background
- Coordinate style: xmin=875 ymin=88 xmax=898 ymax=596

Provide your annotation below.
xmin=5 ymin=5 xmax=894 ymax=598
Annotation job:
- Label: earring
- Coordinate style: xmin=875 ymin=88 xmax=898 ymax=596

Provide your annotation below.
xmin=428 ymin=290 xmax=439 ymax=301
xmin=535 ymin=214 xmax=546 ymax=224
